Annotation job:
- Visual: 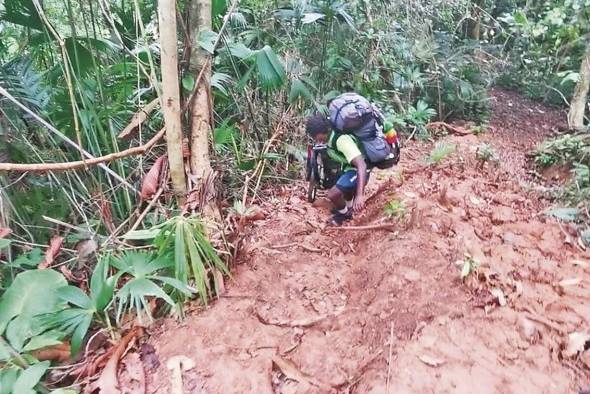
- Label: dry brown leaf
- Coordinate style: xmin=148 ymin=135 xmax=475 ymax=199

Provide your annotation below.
xmin=77 ymin=239 xmax=98 ymax=266
xmin=272 ymin=355 xmax=315 ymax=388
xmin=182 ymin=139 xmax=190 ymax=158
xmin=571 ymin=259 xmax=590 ymax=269
xmin=562 ymin=331 xmax=590 ymax=358
xmin=31 ymin=342 xmax=71 ymax=362
xmin=141 ymin=155 xmax=167 ymax=200
xmin=39 ymin=236 xmax=64 ymax=269
xmin=0 ymin=228 xmax=11 ymax=238
xmin=437 ymin=184 xmax=452 ymax=212
xmin=418 ymin=354 xmax=445 ymax=367
xmin=559 ymin=277 xmax=582 ymax=287
xmin=518 ymin=316 xmax=537 ymax=341
xmin=119 ymin=352 xmax=146 ymax=394
xmin=91 ymin=327 xmax=144 ymax=394
xmin=97 ymin=193 xmax=115 ymax=233
xmin=581 ymin=350 xmax=590 ymax=370
xmin=139 ymin=343 xmax=160 ymax=371
xmin=490 ymin=288 xmax=507 ymax=306
xmin=241 ymin=210 xmax=266 ymax=223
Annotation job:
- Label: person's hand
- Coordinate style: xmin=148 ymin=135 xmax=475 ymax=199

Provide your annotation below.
xmin=353 ymin=194 xmax=365 ymax=213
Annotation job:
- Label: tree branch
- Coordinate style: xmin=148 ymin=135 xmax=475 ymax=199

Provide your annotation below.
xmin=117 ymin=98 xmax=161 ymax=139
xmin=0 ymin=128 xmax=165 ymax=172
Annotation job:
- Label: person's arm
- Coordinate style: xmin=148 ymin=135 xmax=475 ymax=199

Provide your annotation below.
xmin=351 ymin=156 xmax=367 ymax=213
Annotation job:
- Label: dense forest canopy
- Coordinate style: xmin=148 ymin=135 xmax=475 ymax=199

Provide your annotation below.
xmin=0 ymin=0 xmax=589 ymax=391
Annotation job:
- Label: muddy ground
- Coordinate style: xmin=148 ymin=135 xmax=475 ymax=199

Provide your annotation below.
xmin=143 ymin=90 xmax=590 ymax=393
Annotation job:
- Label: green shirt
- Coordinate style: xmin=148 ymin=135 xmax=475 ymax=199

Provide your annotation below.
xmin=327 ymin=131 xmax=363 ymax=172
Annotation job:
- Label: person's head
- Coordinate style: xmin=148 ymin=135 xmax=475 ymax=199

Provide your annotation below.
xmin=306 ymin=113 xmax=331 ymax=143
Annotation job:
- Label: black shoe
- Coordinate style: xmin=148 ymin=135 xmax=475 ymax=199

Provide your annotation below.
xmin=329 ymin=210 xmax=353 ymax=226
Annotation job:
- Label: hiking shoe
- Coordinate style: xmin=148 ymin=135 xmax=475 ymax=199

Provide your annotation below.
xmin=329 ymin=210 xmax=352 ymax=226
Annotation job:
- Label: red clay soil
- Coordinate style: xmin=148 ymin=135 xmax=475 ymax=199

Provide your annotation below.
xmin=142 ymin=90 xmax=590 ymax=393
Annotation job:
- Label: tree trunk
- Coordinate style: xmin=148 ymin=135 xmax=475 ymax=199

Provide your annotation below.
xmin=468 ymin=6 xmax=481 ymax=40
xmin=158 ymin=0 xmax=187 ymax=204
xmin=188 ymin=0 xmax=213 ymax=182
xmin=568 ymin=46 xmax=590 ymax=131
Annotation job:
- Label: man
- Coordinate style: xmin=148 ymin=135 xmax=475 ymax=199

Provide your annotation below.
xmin=306 ymin=113 xmax=370 ymax=226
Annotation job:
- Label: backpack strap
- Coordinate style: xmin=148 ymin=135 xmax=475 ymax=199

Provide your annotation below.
xmin=328 ymin=131 xmax=342 ymax=151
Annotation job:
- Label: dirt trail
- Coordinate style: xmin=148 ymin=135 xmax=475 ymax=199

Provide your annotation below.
xmin=146 ymin=90 xmax=590 ymax=393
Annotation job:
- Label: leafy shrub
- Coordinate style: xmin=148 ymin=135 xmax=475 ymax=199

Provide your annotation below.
xmin=109 ymin=251 xmax=193 ymax=324
xmin=532 ymin=134 xmax=589 ymax=168
xmin=124 ymin=215 xmax=229 ymax=303
xmin=429 ymin=143 xmax=457 ymax=164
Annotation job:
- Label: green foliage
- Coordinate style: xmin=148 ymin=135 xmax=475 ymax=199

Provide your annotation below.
xmin=8 ymin=361 xmax=50 ymax=394
xmin=460 ymin=254 xmax=480 ymax=279
xmin=40 ymin=259 xmax=116 ymax=355
xmin=0 ymin=269 xmax=67 ymax=352
xmin=544 ymin=207 xmax=581 ymax=222
xmin=109 ymin=251 xmax=192 ymax=324
xmin=533 ymin=134 xmax=590 ymax=218
xmin=497 ymin=1 xmax=590 ymax=104
xmin=428 ymin=143 xmax=456 ymax=165
xmin=476 ymin=143 xmax=499 ymax=163
xmin=123 ymin=215 xmax=228 ymax=304
xmin=471 ymin=124 xmax=489 ymax=135
xmin=384 ymin=198 xmax=406 ymax=219
xmin=255 ymin=45 xmax=287 ymax=91
xmin=532 ymin=134 xmax=589 ymax=167
xmin=407 ymin=100 xmax=437 ymax=125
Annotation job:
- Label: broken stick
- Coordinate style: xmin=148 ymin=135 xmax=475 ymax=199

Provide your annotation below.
xmin=327 ymin=223 xmax=396 ymax=232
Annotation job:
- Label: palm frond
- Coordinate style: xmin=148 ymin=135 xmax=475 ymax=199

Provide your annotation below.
xmin=255 ymin=46 xmax=286 ymax=91
xmin=211 ymin=72 xmax=234 ymax=96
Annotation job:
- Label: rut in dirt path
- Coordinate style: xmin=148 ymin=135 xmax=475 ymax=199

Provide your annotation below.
xmin=144 ymin=90 xmax=589 ymax=394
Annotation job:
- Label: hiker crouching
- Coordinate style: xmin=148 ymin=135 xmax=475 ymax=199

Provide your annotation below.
xmin=305 ymin=93 xmax=400 ymax=226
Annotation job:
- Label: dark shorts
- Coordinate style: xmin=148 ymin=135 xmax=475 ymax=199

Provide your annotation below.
xmin=335 ymin=169 xmax=371 ymax=193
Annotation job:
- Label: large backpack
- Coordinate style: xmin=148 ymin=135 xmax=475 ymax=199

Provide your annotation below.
xmin=328 ymin=93 xmax=397 ymax=169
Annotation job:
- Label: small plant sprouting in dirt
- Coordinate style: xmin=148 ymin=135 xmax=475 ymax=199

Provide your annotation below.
xmin=476 ymin=143 xmax=499 ymax=167
xmin=471 ymin=124 xmax=488 ymax=135
xmin=384 ymin=198 xmax=406 ymax=219
xmin=428 ymin=143 xmax=456 ymax=165
xmin=458 ymin=253 xmax=480 ymax=280
xmin=232 ymin=199 xmax=256 ymax=217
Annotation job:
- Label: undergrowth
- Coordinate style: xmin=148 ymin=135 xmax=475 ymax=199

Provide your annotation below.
xmin=531 ymin=133 xmax=590 ymax=242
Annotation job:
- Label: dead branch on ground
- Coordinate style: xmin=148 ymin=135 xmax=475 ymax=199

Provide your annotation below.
xmin=426 ymin=122 xmax=472 ymax=135
xmin=327 ymin=223 xmax=396 ymax=231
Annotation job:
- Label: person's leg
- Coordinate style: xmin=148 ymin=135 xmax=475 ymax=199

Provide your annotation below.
xmin=330 ymin=170 xmax=370 ymax=207
xmin=327 ymin=186 xmax=346 ymax=211
xmin=327 ymin=171 xmax=356 ymax=225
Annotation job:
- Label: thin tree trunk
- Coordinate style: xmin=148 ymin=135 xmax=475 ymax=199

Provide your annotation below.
xmin=188 ymin=0 xmax=213 ymax=182
xmin=468 ymin=4 xmax=481 ymax=40
xmin=568 ymin=45 xmax=590 ymax=131
xmin=158 ymin=0 xmax=187 ymax=204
